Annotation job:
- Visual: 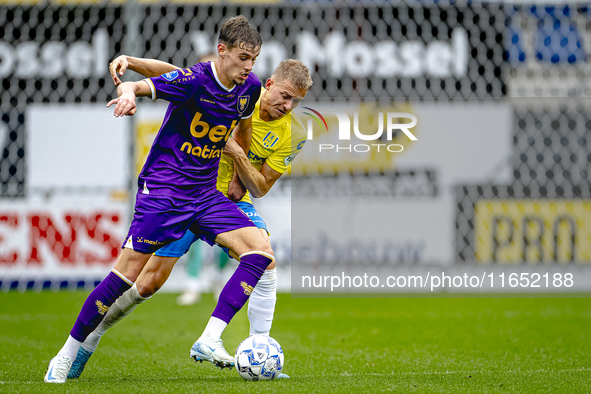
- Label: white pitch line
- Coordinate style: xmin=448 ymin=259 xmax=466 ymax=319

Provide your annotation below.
xmin=360 ymin=368 xmax=591 ymax=376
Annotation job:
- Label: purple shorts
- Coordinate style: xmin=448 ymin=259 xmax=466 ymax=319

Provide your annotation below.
xmin=122 ymin=187 xmax=255 ymax=254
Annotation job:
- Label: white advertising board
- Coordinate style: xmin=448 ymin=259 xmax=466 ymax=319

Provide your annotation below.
xmin=27 ymin=104 xmax=130 ymax=191
xmin=291 ymin=101 xmax=512 ymax=265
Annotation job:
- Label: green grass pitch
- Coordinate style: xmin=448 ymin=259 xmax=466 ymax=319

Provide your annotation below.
xmin=1 ymin=292 xmax=590 ymax=393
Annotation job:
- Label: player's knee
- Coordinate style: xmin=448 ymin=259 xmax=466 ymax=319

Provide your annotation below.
xmin=254 ymin=245 xmax=274 ymax=269
xmin=242 ymin=240 xmax=274 ymax=258
xmin=258 ymin=244 xmax=274 ymax=259
xmin=136 ymin=281 xmax=156 ymax=298
xmin=137 ymin=282 xmax=163 ymax=297
xmin=136 ymin=272 xmax=163 ymax=297
xmin=266 ymin=259 xmax=276 ymax=270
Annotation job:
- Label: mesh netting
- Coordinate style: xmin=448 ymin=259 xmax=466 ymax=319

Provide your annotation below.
xmin=0 ymin=6 xmax=125 ymax=197
xmin=1 ymin=2 xmax=508 ymax=197
xmin=456 ymin=101 xmax=591 ymax=263
xmin=136 ymin=3 xmax=506 ymax=99
xmin=507 ymin=5 xmax=591 ymax=98
xmin=2 ymin=2 xmax=591 ymax=267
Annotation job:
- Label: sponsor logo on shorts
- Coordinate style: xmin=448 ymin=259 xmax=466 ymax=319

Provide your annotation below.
xmin=240 ymin=281 xmax=254 ymax=296
xmin=136 ymin=237 xmax=164 ymax=246
xmin=96 ymin=300 xmax=110 ymax=315
xmin=241 ymin=210 xmax=260 ymax=218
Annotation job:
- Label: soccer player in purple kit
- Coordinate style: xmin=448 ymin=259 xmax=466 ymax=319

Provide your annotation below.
xmin=63 ymin=57 xmax=311 ymax=381
xmin=44 ymin=16 xmax=274 ymax=383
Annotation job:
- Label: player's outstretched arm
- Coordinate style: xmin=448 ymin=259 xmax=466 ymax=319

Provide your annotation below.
xmin=110 ymin=55 xmax=180 ymax=85
xmin=224 ymin=138 xmax=282 ymax=198
xmin=106 ymin=81 xmax=152 ymax=117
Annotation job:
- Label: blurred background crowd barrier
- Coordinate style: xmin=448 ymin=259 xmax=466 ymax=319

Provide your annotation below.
xmin=1 ymin=1 xmax=590 ymax=293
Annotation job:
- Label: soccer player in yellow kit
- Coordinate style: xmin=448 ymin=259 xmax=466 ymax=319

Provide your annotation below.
xmin=67 ymin=57 xmax=311 ymax=379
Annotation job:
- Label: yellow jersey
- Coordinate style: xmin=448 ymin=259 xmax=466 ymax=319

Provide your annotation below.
xmin=216 ymin=88 xmax=307 ymax=204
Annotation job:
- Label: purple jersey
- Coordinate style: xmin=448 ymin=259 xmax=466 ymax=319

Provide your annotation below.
xmin=141 ymin=61 xmax=261 ymax=198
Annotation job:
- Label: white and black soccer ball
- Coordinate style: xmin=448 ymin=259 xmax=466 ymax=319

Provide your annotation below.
xmin=234 ymin=335 xmax=284 ymax=381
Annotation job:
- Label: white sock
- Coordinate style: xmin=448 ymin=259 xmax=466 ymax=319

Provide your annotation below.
xmin=57 ymin=335 xmax=82 ymax=360
xmin=199 ymin=317 xmax=228 ymax=341
xmin=248 ymin=268 xmax=277 ymax=336
xmin=82 ymin=284 xmax=149 ymax=353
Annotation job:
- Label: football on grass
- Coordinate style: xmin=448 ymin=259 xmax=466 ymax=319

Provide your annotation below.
xmin=235 ymin=335 xmax=284 ymax=380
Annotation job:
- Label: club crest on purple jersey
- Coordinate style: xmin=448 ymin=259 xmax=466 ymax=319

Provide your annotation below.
xmin=238 ymin=95 xmax=250 ymax=113
xmin=162 ymin=70 xmax=179 ymax=81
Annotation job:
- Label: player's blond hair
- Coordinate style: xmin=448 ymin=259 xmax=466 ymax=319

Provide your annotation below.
xmin=271 ymin=59 xmax=313 ymax=91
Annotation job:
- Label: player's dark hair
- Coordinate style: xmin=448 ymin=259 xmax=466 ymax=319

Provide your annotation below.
xmin=218 ymin=15 xmax=262 ymax=53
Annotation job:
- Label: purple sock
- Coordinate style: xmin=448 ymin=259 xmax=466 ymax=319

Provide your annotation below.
xmin=212 ymin=253 xmax=273 ymax=324
xmin=70 ymin=271 xmax=132 ymax=342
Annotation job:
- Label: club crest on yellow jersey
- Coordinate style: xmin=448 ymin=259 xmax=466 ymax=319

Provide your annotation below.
xmin=262 ymin=131 xmax=279 ymax=149
xmin=238 ymin=95 xmax=250 ymax=113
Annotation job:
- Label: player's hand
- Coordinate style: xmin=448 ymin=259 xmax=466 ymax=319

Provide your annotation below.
xmin=106 ymin=91 xmax=137 ymax=117
xmin=228 ymin=177 xmax=247 ymax=202
xmin=109 ymin=55 xmax=129 ymax=86
xmin=223 ymin=138 xmax=242 ymax=159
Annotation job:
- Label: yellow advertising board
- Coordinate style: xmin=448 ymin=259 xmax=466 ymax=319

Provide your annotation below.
xmin=474 ymin=200 xmax=591 ymax=264
xmin=292 ymin=103 xmax=419 ymax=176
xmin=135 ymin=121 xmax=160 ymax=176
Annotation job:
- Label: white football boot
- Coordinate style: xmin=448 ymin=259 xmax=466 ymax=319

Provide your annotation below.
xmin=44 ymin=356 xmax=72 ymax=383
xmin=190 ymin=338 xmax=235 ymax=369
xmin=176 ymin=290 xmax=201 ymax=306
